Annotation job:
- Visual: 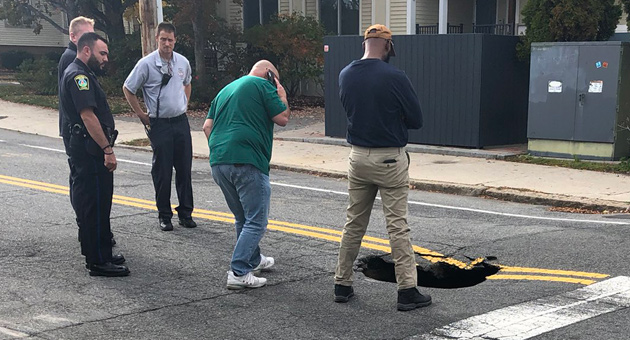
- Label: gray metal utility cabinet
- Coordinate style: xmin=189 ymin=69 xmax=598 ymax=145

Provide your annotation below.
xmin=528 ymin=41 xmax=630 ymax=160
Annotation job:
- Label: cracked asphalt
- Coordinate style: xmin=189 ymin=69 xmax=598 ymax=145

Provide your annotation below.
xmin=2 ymin=130 xmax=630 ymax=339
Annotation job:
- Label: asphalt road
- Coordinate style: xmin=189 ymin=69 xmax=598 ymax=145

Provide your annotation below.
xmin=1 ymin=129 xmax=629 ymax=340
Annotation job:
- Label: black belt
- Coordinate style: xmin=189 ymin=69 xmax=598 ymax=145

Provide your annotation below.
xmin=151 ymin=114 xmax=187 ymax=123
xmin=69 ymin=123 xmax=118 ymax=146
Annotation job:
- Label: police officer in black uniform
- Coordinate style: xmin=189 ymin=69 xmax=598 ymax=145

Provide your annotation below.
xmin=57 ymin=16 xmax=115 ymax=247
xmin=59 ymin=32 xmax=129 ymax=277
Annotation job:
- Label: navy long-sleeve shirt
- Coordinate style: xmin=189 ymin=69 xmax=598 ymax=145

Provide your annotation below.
xmin=339 ymin=58 xmax=423 ymax=147
xmin=58 ymin=42 xmax=77 ymax=136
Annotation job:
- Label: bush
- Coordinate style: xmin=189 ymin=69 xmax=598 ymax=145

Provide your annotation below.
xmin=243 ymin=14 xmax=324 ymax=98
xmin=15 ymin=56 xmax=58 ymax=95
xmin=0 ymin=50 xmax=34 ymax=70
xmin=518 ymin=0 xmax=622 ymax=61
xmin=99 ymin=31 xmax=143 ymax=97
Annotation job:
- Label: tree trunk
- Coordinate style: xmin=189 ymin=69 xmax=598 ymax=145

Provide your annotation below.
xmin=103 ymin=0 xmax=129 ymax=42
xmin=139 ymin=0 xmax=158 ymax=56
xmin=191 ymin=0 xmax=206 ymax=86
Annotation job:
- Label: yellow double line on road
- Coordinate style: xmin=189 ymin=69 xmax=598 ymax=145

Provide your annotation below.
xmin=0 ymin=174 xmax=609 ymax=285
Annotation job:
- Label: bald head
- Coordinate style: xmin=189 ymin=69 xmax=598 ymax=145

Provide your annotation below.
xmin=249 ymin=60 xmax=280 ymax=80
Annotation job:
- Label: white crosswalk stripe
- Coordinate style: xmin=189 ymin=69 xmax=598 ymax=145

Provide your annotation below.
xmin=414 ymin=276 xmax=630 ymax=340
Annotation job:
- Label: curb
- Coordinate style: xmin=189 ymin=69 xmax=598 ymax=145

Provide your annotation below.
xmin=274 ymin=136 xmax=526 ymax=160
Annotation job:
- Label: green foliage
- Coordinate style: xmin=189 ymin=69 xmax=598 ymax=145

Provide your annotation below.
xmin=518 ymin=0 xmax=622 ymax=61
xmin=244 ymin=14 xmax=325 ymax=98
xmin=0 ymin=50 xmax=34 ymax=70
xmin=189 ymin=17 xmax=249 ymax=105
xmin=15 ymin=55 xmax=58 ymax=95
xmin=98 ymin=31 xmax=143 ymax=97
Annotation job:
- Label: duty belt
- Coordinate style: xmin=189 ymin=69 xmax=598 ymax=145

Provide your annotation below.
xmin=69 ymin=123 xmax=118 ymax=147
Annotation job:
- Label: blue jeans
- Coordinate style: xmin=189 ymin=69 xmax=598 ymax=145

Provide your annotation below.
xmin=211 ymin=164 xmax=270 ymax=276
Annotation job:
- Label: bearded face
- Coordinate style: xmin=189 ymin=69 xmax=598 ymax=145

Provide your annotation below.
xmin=87 ymin=53 xmax=107 ymax=76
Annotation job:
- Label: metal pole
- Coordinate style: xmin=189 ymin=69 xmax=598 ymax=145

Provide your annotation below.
xmin=156 ymin=0 xmax=164 ymax=23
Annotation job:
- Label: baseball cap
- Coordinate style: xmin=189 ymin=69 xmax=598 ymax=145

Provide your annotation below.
xmin=364 ymin=24 xmax=396 ymax=56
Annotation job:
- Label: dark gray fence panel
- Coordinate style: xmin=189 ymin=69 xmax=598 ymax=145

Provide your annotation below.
xmin=324 ymin=34 xmax=528 ymax=148
xmin=323 ymin=36 xmax=362 ymax=139
xmin=479 ymin=35 xmax=529 ymax=146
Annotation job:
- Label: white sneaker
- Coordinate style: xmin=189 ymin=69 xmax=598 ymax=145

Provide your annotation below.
xmin=252 ymin=255 xmax=275 ymax=274
xmin=226 ymin=271 xmax=267 ymax=290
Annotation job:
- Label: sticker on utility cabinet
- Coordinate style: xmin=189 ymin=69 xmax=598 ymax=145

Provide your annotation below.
xmin=589 ymin=80 xmax=603 ymax=93
xmin=548 ymin=81 xmax=562 ymax=93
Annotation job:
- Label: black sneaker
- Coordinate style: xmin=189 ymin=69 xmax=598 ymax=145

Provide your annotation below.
xmin=397 ymin=287 xmax=432 ymax=311
xmin=334 ymin=284 xmax=354 ymax=303
xmin=159 ymin=217 xmax=173 ymax=231
xmin=178 ymin=217 xmax=197 ymax=228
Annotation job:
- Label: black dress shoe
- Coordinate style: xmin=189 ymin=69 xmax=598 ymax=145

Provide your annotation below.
xmin=159 ymin=218 xmax=173 ymax=231
xmin=87 ymin=262 xmax=130 ymax=277
xmin=85 ymin=255 xmax=125 ymax=269
xmin=111 ymin=237 xmax=117 ymax=246
xmin=112 ymin=254 xmax=125 ymax=265
xmin=178 ymin=217 xmax=197 ymax=228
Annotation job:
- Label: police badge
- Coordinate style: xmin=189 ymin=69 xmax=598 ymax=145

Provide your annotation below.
xmin=74 ymin=75 xmax=90 ymax=91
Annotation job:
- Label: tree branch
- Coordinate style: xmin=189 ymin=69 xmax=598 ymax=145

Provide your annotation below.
xmin=24 ymin=3 xmax=69 ymax=35
xmin=122 ymin=0 xmax=139 ymax=10
xmin=82 ymin=1 xmax=109 ymax=27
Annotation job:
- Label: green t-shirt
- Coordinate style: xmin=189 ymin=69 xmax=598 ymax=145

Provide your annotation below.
xmin=207 ymin=75 xmax=287 ymax=175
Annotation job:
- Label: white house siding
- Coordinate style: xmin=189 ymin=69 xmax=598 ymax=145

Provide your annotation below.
xmin=448 ymin=0 xmax=473 ymax=32
xmin=0 ymin=10 xmax=66 ymax=48
xmin=416 ymin=0 xmax=438 ymax=26
xmin=389 ymin=0 xmax=408 ymax=34
xmin=279 ymin=0 xmax=291 ymax=14
xmin=305 ymin=0 xmax=318 ymax=17
xmin=361 ymin=0 xmax=372 ymax=32
xmin=226 ymin=0 xmax=244 ymax=30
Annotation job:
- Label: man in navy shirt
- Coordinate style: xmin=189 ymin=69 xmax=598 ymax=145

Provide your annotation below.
xmin=333 ymin=24 xmax=430 ymax=311
xmin=60 ymin=32 xmax=129 ymax=277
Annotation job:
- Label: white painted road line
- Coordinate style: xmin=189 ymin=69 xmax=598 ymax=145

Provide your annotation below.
xmin=273 ymin=182 xmax=630 ymax=225
xmin=415 ymin=276 xmax=630 ymax=340
xmin=0 ymin=326 xmax=28 ymax=338
xmin=14 ymin=143 xmax=630 ymax=225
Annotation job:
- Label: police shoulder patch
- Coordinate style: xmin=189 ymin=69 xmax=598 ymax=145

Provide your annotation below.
xmin=74 ymin=74 xmax=89 ymax=91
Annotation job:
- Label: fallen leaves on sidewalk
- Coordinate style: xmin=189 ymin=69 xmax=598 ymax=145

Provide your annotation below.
xmin=549 ymin=206 xmax=629 ymax=214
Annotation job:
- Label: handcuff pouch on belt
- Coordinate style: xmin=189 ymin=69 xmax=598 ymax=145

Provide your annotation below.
xmin=70 ymin=123 xmax=118 ymax=156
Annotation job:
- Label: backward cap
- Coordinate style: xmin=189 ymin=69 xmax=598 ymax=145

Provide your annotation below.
xmin=364 ymin=24 xmax=392 ymax=40
xmin=364 ymin=24 xmax=396 ymax=57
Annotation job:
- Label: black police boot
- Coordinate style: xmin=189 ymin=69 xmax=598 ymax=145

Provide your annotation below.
xmin=159 ymin=217 xmax=173 ymax=231
xmin=178 ymin=217 xmax=197 ymax=228
xmin=87 ymin=262 xmax=130 ymax=277
xmin=397 ymin=287 xmax=432 ymax=311
xmin=85 ymin=254 xmax=125 ymax=269
xmin=334 ymin=284 xmax=354 ymax=303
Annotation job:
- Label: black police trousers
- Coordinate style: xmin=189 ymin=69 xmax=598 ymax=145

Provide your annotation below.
xmin=69 ymin=135 xmax=113 ymax=264
xmin=148 ymin=114 xmax=194 ymax=220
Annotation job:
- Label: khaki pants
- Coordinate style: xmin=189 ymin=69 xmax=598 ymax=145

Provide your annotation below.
xmin=335 ymin=145 xmax=418 ymax=289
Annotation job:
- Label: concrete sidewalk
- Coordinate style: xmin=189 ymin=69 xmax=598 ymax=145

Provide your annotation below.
xmin=1 ymin=98 xmax=629 ymax=211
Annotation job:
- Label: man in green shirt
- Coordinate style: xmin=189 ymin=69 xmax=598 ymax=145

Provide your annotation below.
xmin=203 ymin=60 xmax=290 ymax=289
